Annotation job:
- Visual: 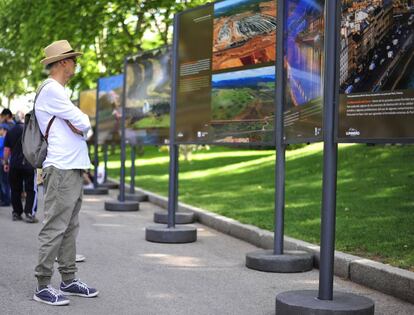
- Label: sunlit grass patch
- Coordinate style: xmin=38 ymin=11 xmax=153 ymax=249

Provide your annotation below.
xmin=104 ymin=143 xmax=414 ymax=270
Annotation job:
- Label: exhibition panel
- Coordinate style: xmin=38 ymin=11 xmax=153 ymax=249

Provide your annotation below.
xmin=96 ymin=74 xmax=124 ymax=145
xmin=124 ymin=46 xmax=171 ymax=145
xmin=283 ymin=0 xmax=325 ymax=144
xmin=175 ymin=0 xmax=277 ymax=145
xmin=337 ymin=0 xmax=414 ymax=142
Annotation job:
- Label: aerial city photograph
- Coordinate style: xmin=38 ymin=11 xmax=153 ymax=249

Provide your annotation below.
xmin=340 ymin=0 xmax=414 ymax=94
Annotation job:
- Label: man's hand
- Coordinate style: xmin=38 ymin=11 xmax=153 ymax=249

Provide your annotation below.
xmin=86 ymin=128 xmax=94 ymax=141
xmin=3 ymin=148 xmax=10 ymax=172
xmin=65 ymin=120 xmax=83 ymax=136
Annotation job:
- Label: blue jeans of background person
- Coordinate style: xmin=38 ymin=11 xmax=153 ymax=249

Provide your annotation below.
xmin=0 ymin=165 xmax=10 ymax=206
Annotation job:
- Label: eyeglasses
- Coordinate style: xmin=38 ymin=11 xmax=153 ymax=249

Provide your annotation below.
xmin=63 ymin=57 xmax=77 ymax=65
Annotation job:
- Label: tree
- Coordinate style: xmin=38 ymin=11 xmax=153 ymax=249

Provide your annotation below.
xmin=0 ymin=0 xmax=208 ymax=97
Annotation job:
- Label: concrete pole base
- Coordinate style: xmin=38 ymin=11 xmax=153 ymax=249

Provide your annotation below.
xmin=145 ymin=225 xmax=197 ymax=243
xmin=276 ymin=290 xmax=375 ymax=315
xmin=83 ymin=187 xmax=109 ymax=195
xmin=99 ymin=182 xmax=119 ymax=190
xmin=104 ymin=200 xmax=139 ymax=212
xmin=153 ymin=211 xmax=195 ymax=224
xmin=118 ymin=193 xmax=148 ymax=202
xmin=246 ymin=250 xmax=313 ymax=273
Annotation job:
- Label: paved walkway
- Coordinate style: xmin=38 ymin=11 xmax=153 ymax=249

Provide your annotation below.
xmin=0 ymin=188 xmax=413 ymax=314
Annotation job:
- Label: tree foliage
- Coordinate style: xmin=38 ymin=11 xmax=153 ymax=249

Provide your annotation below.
xmin=0 ymin=0 xmax=208 ymax=100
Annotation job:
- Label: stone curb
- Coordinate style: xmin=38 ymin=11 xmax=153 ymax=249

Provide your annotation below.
xmin=349 ymin=258 xmax=414 ymax=303
xmin=110 ymin=182 xmax=414 ymax=303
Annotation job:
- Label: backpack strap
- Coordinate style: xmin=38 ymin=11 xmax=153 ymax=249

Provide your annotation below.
xmin=34 ymin=79 xmax=54 ymax=106
xmin=44 ymin=116 xmax=56 ymax=142
xmin=34 ymin=79 xmax=56 ymax=139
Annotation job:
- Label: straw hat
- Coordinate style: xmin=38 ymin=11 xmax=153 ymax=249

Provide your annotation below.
xmin=41 ymin=40 xmax=82 ymax=65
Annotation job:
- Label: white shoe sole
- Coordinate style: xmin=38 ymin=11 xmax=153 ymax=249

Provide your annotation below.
xmin=33 ymin=294 xmax=70 ymax=306
xmin=59 ymin=290 xmax=99 ymax=298
xmin=55 ymin=254 xmax=86 ymax=263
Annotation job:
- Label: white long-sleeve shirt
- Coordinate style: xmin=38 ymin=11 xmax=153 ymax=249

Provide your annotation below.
xmin=35 ymin=78 xmax=91 ymax=170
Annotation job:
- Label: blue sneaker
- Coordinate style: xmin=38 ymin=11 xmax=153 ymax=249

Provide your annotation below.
xmin=60 ymin=279 xmax=99 ymax=297
xmin=33 ymin=285 xmax=70 ymax=306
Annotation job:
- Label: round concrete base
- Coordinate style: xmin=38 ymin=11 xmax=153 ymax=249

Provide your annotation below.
xmin=118 ymin=193 xmax=148 ymax=202
xmin=83 ymin=187 xmax=109 ymax=195
xmin=104 ymin=200 xmax=139 ymax=212
xmin=99 ymin=182 xmax=119 ymax=189
xmin=153 ymin=211 xmax=195 ymax=224
xmin=246 ymin=250 xmax=313 ymax=273
xmin=145 ymin=225 xmax=197 ymax=243
xmin=276 ymin=290 xmax=375 ymax=315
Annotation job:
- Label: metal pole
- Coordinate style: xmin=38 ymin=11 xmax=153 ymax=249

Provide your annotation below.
xmin=130 ymin=145 xmax=136 ymax=194
xmin=103 ymin=144 xmax=108 ymax=183
xmin=167 ymin=14 xmax=180 ymax=228
xmin=93 ymin=82 xmax=100 ymax=188
xmin=168 ymin=144 xmax=179 ymax=228
xmin=274 ymin=0 xmax=286 ymax=255
xmin=119 ymin=63 xmax=127 ymax=202
xmin=318 ymin=0 xmax=339 ymax=300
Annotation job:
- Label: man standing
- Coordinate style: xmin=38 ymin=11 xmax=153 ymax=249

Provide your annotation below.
xmin=3 ymin=111 xmax=38 ymax=222
xmin=0 ymin=123 xmax=11 ymax=206
xmin=0 ymin=109 xmax=14 ymax=207
xmin=33 ymin=40 xmax=98 ymax=306
xmin=1 ymin=108 xmax=16 ymax=130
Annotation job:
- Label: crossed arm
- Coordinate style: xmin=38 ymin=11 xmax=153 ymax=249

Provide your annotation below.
xmin=44 ymin=84 xmax=91 ymax=137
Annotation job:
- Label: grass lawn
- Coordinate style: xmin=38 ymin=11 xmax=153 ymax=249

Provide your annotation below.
xmin=102 ymin=143 xmax=414 ymax=271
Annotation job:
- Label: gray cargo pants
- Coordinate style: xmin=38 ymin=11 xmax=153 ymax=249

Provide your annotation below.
xmin=35 ymin=166 xmax=83 ymax=287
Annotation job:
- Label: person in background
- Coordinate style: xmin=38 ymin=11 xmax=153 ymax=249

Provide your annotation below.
xmin=82 ymin=172 xmax=94 ymax=189
xmin=3 ymin=111 xmax=38 ymax=223
xmin=1 ymin=108 xmax=16 ymax=129
xmin=0 ymin=123 xmax=11 ymax=206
